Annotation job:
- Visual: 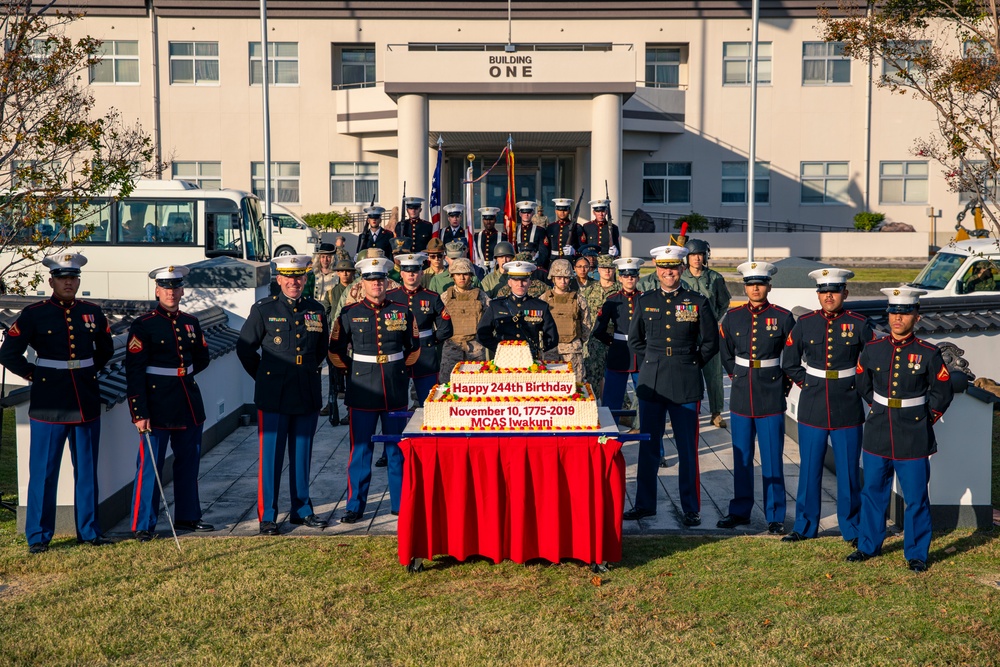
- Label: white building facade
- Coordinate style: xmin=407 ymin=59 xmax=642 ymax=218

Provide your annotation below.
xmin=61 ymin=0 xmax=956 ymax=236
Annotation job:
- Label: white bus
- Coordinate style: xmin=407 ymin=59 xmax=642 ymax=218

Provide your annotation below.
xmin=4 ymin=179 xmax=293 ymax=300
xmin=269 ymin=202 xmax=321 ymax=257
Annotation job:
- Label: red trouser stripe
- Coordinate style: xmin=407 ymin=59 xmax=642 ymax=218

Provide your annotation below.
xmin=131 ymin=433 xmax=145 ymax=531
xmin=257 ymin=410 xmax=265 ymax=522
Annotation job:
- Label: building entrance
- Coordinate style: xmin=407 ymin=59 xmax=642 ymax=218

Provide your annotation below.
xmin=447 ymin=154 xmax=575 ymax=221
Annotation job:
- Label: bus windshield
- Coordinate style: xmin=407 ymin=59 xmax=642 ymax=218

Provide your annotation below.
xmin=909 ymin=252 xmax=966 ymax=290
xmin=242 ymin=196 xmax=270 ymax=261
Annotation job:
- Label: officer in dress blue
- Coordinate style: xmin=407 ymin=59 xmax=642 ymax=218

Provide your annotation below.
xmin=717 ymin=261 xmax=795 ymax=534
xmin=386 ymin=252 xmax=454 ymax=407
xmin=329 ymin=257 xmax=420 ymax=524
xmin=440 ymin=203 xmax=468 ymax=247
xmin=546 ymin=198 xmax=586 ymax=262
xmin=126 ymin=265 xmax=214 ymax=541
xmin=513 ymin=200 xmax=551 ymax=268
xmin=395 ymin=196 xmax=434 ymax=252
xmin=625 ymin=245 xmax=720 ymax=526
xmin=236 ymin=254 xmax=329 ymax=535
xmin=356 ymin=205 xmax=395 ymax=257
xmin=581 ymin=199 xmax=621 ymax=257
xmin=847 ymin=287 xmax=954 ymax=572
xmin=0 ymin=253 xmax=115 ymax=553
xmin=476 ymin=260 xmax=559 ymax=360
xmin=474 ymin=206 xmax=507 ymax=271
xmin=781 ymin=268 xmax=874 ymax=545
xmin=593 ymin=257 xmax=644 ymax=418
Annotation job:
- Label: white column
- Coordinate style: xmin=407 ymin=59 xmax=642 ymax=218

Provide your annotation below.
xmin=591 ymin=93 xmax=623 ymax=225
xmin=396 ymin=94 xmax=429 ymax=204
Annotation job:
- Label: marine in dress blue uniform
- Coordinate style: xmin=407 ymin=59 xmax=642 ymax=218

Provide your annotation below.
xmin=236 ymin=254 xmax=329 ymax=534
xmin=476 ymin=260 xmax=559 ymax=360
xmin=546 ymin=198 xmax=586 ymax=263
xmin=847 ymin=287 xmax=954 ymax=572
xmin=626 ymin=246 xmax=720 ymax=526
xmin=581 ymin=199 xmax=621 ymax=257
xmin=593 ymin=257 xmax=644 ymax=416
xmin=781 ymin=268 xmax=875 ymax=544
xmin=717 ymin=262 xmax=795 ymax=533
xmin=356 ymin=205 xmax=395 ymax=257
xmin=395 ymin=197 xmax=434 ymax=253
xmin=474 ymin=207 xmax=508 ymax=270
xmin=0 ymin=254 xmax=114 ymax=553
xmin=440 ymin=203 xmax=468 ymax=247
xmin=126 ymin=265 xmax=214 ymax=540
xmin=329 ymin=257 xmax=420 ymax=523
xmin=386 ymin=252 xmax=454 ymax=406
xmin=513 ymin=201 xmax=551 ymax=269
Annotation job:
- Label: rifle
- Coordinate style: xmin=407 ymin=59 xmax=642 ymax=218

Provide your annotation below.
xmin=400 ymin=181 xmax=409 ymax=242
xmin=571 ymin=188 xmax=585 ymax=226
xmin=604 ymin=180 xmax=613 ymax=227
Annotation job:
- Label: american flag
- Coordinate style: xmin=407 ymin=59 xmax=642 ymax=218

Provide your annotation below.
xmin=429 ymin=145 xmax=443 ymax=238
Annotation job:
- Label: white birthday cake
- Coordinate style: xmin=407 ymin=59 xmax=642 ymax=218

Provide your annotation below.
xmin=422 ymin=341 xmax=600 ymax=431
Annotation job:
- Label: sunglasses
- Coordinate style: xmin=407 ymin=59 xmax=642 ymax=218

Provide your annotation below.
xmin=427 ymin=253 xmax=443 ymax=258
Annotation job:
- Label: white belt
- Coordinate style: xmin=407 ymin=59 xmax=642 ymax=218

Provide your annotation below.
xmin=147 ymin=365 xmax=194 ymax=377
xmin=735 ymin=356 xmax=779 ymax=368
xmin=418 ymin=329 xmax=434 ymax=339
xmin=613 ymin=332 xmax=628 ymax=341
xmin=353 ymin=352 xmax=404 ymax=364
xmin=804 ymin=364 xmax=856 ymax=380
xmin=873 ymin=392 xmax=926 ymax=408
xmin=35 ymin=358 xmax=94 ymax=370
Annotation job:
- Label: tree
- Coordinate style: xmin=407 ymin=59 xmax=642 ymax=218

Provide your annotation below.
xmin=820 ymin=0 xmax=1000 ymax=235
xmin=0 ymin=0 xmax=155 ymax=294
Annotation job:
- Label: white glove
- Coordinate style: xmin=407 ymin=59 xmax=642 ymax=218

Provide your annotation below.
xmin=609 ymin=245 xmax=619 ymax=257
xmin=562 ymin=245 xmax=575 ymax=256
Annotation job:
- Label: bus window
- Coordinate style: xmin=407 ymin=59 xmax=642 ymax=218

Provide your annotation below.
xmin=241 ymin=196 xmax=269 ymax=261
xmin=117 ymin=200 xmax=196 ymax=245
xmin=10 ymin=199 xmax=112 ymax=244
xmin=205 ymin=198 xmax=243 ymax=258
xmin=71 ymin=201 xmax=113 ymax=244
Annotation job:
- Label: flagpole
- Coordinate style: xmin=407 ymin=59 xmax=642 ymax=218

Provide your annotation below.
xmin=259 ymin=0 xmax=273 ymax=259
xmin=747 ymin=0 xmax=760 ymax=262
xmin=465 ymin=154 xmax=475 ymax=263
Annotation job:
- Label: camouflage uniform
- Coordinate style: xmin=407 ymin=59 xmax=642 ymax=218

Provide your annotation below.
xmin=581 ymin=279 xmax=620 ymax=388
xmin=539 ymin=261 xmax=592 ymax=384
xmin=439 ymin=284 xmax=489 ymax=383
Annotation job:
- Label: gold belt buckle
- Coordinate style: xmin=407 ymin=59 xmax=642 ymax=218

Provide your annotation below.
xmin=825 ymin=370 xmax=839 ymax=380
xmin=750 ymin=360 xmax=762 ymax=369
xmin=664 ymin=347 xmax=672 ymax=357
xmin=296 ymin=355 xmax=303 ymax=365
xmin=377 ymin=354 xmax=389 ymax=364
xmin=887 ymin=398 xmax=902 ymax=409
xmin=176 ymin=367 xmax=186 ymax=377
xmin=66 ymin=360 xmax=81 ymax=370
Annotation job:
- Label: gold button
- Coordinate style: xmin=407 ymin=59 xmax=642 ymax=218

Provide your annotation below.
xmin=752 ymin=345 xmax=757 ymax=350
xmin=297 ymin=347 xmax=301 ymax=351
xmin=70 ymin=344 xmax=75 ymax=349
xmin=666 ymin=338 xmax=672 ymax=342
xmin=892 ymin=382 xmax=898 ymax=386
xmin=893 ymin=373 xmax=899 ymax=377
xmin=894 ymin=364 xmax=900 ymax=369
xmin=70 ymin=335 xmax=74 ymax=340
xmin=296 ymin=334 xmax=301 ymax=338
xmin=68 ymin=326 xmax=74 ymax=331
xmin=70 ymin=353 xmax=75 ymax=359
xmin=296 ymin=321 xmax=301 ymax=325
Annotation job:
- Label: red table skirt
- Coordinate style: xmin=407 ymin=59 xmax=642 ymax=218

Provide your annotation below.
xmin=397 ymin=435 xmax=625 ymax=565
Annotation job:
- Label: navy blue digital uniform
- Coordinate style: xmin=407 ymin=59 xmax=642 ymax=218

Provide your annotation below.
xmin=0 ymin=296 xmax=114 ymax=547
xmin=386 ymin=285 xmax=453 ymax=403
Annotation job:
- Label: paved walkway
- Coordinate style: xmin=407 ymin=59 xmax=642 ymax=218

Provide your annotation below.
xmin=109 ymin=379 xmax=847 ymax=540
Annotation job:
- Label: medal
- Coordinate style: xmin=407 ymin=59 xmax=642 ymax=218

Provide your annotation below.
xmin=914 ymin=364 xmax=921 ymax=370
xmin=273 ymin=336 xmax=282 ymax=345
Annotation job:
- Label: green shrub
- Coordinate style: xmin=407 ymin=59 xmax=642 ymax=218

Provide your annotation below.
xmin=675 ymin=211 xmax=709 ymax=232
xmin=303 ymin=209 xmax=352 ymax=231
xmin=853 ymin=211 xmax=885 ymax=231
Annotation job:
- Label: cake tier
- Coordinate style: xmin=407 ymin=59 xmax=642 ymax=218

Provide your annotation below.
xmin=448 ymin=361 xmax=575 ymax=397
xmin=492 ymin=340 xmax=534 ymax=369
xmin=422 ymin=383 xmax=600 ymax=431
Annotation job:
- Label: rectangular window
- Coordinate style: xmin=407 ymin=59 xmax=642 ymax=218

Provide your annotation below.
xmin=172 ymin=161 xmax=222 ymax=190
xmin=251 ymin=162 xmax=300 ymax=204
xmin=10 ymin=159 xmax=60 ymax=189
xmin=330 ymin=162 xmax=378 ymax=204
xmin=117 ymin=200 xmax=197 ymax=245
xmin=333 ymin=45 xmax=376 ymax=89
xmin=959 ymin=160 xmax=999 ymax=202
xmin=645 ymin=46 xmax=681 ymax=88
xmin=882 ymin=40 xmax=931 ymax=85
xmin=169 ymin=41 xmax=219 ymax=85
xmin=880 ymin=161 xmax=928 ymax=204
xmin=721 ymin=161 xmax=770 ymax=205
xmin=800 ymin=161 xmax=850 ymax=205
xmin=723 ymin=42 xmax=771 ymax=86
xmin=642 ymin=162 xmax=692 ymax=204
xmin=802 ymin=41 xmax=850 ymax=85
xmin=249 ymin=42 xmax=299 ymax=85
xmin=90 ymin=40 xmax=139 ymax=84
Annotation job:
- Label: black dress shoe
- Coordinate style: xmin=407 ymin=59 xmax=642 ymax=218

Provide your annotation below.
xmin=847 ymin=549 xmax=874 ymax=563
xmin=28 ymin=543 xmax=49 ymax=554
xmin=767 ymin=522 xmax=787 ymax=535
xmin=682 ymin=511 xmax=701 ymax=527
xmin=374 ymin=453 xmax=388 ymax=468
xmin=623 ymin=508 xmax=655 ymax=521
xmin=781 ymin=531 xmax=808 ymax=543
xmin=290 ymin=514 xmax=328 ymax=528
xmin=134 ymin=530 xmax=156 ymax=542
xmin=339 ymin=415 xmax=350 ymax=426
xmin=716 ymin=514 xmax=751 ymax=529
xmin=259 ymin=521 xmax=279 ymax=535
xmin=340 ymin=510 xmax=362 ymax=524
xmin=79 ymin=536 xmax=113 ymax=546
xmin=175 ymin=519 xmax=214 ymax=532
xmin=908 ymin=559 xmax=928 ymax=573
xmin=658 ymin=456 xmax=671 ymax=468
xmin=848 ymin=537 xmax=859 ymax=548
xmin=390 ymin=511 xmax=399 ymax=516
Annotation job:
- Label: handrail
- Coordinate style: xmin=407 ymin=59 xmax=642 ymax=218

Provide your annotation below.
xmin=621 ymin=209 xmax=847 ymax=234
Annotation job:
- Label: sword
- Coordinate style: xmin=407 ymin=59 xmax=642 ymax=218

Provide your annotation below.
xmin=141 ymin=429 xmax=183 ymax=554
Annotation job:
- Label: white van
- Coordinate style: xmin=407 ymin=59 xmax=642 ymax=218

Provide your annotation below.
xmin=907 ymin=238 xmax=1000 ymax=298
xmin=268 ymin=203 xmax=320 ymax=257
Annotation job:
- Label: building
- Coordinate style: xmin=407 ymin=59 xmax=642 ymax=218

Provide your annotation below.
xmin=57 ymin=1 xmax=958 ymax=238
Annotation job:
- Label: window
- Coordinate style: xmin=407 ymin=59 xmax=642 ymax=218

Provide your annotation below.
xmin=172 ymin=161 xmax=222 ymax=190
xmin=882 ymin=40 xmax=931 ymax=85
xmin=330 ymin=162 xmax=378 ymax=204
xmin=880 ymin=161 xmax=928 ymax=204
xmin=802 ymin=42 xmax=850 ymax=85
xmin=10 ymin=159 xmax=60 ymax=189
xmin=723 ymin=42 xmax=771 ymax=85
xmin=645 ymin=46 xmax=681 ymax=88
xmin=28 ymin=39 xmax=54 ymax=63
xmin=251 ymin=162 xmax=300 ymax=203
xmin=249 ymin=42 xmax=299 ymax=85
xmin=333 ymin=45 xmax=376 ymax=89
xmin=721 ymin=161 xmax=770 ymax=205
xmin=169 ymin=42 xmax=219 ymax=85
xmin=117 ymin=200 xmax=197 ymax=245
xmin=959 ymin=160 xmax=998 ymax=203
xmin=642 ymin=162 xmax=691 ymax=204
xmin=800 ymin=162 xmax=850 ymax=205
xmin=90 ymin=40 xmax=139 ymax=84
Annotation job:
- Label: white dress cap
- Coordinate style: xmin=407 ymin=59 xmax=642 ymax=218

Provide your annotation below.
xmin=736 ymin=261 xmax=778 ymax=283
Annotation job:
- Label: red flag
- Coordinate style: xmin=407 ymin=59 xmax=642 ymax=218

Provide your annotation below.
xmin=504 ymin=147 xmax=516 ymax=244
